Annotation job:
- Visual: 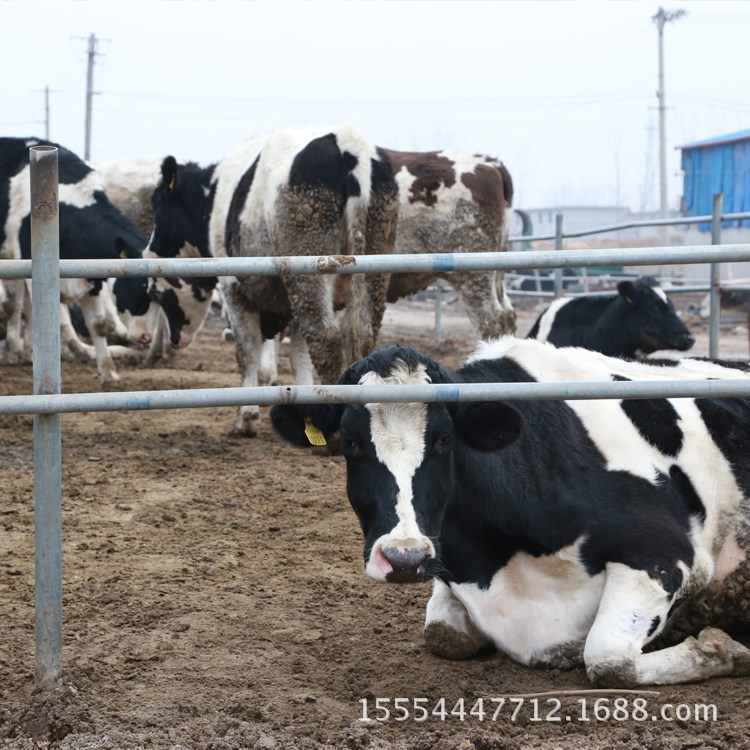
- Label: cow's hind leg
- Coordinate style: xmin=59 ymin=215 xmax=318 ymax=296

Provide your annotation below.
xmin=584 ymin=562 xmax=750 ymax=686
xmin=79 ymin=291 xmax=120 ymax=385
xmin=423 ymin=579 xmax=492 ymax=660
xmin=447 ymin=270 xmax=516 ymax=338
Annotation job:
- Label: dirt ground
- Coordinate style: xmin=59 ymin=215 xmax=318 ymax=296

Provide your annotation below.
xmin=1 ymin=294 xmax=750 ymax=750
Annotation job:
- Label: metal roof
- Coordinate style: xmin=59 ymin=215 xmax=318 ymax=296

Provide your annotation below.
xmin=677 ymin=129 xmax=750 ymax=151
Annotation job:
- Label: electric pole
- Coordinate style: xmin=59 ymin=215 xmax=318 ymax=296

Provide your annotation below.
xmin=84 ymin=33 xmax=98 ymax=160
xmin=653 ymin=7 xmax=686 ymax=234
xmin=33 ymin=86 xmax=61 ymax=140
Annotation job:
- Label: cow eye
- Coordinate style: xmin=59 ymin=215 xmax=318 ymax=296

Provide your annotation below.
xmin=342 ymin=435 xmax=358 ymax=453
xmin=433 ymin=431 xmax=452 ymax=453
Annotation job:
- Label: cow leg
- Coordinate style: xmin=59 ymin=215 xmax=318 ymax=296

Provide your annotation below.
xmin=59 ymin=304 xmax=94 ymax=363
xmin=78 ymin=291 xmax=120 ymax=385
xmin=2 ymin=279 xmax=29 ymax=363
xmin=584 ymin=562 xmax=750 ymax=686
xmin=288 ymin=322 xmax=315 ymax=384
xmin=284 ymin=276 xmax=342 ymax=383
xmin=423 ymin=579 xmax=492 ymax=660
xmin=447 ymin=270 xmax=517 ymax=338
xmin=259 ymin=336 xmax=279 ymax=386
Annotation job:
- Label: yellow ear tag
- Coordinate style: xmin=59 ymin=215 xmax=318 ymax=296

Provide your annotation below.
xmin=168 ymin=176 xmax=176 ymax=192
xmin=119 ymin=249 xmax=127 ymax=259
xmin=304 ymin=418 xmax=327 ymax=446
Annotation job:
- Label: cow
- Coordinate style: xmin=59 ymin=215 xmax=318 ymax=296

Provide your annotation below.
xmin=0 ymin=137 xmax=153 ymax=384
xmin=382 ymin=148 xmax=516 ymax=337
xmin=527 ymin=276 xmax=695 ymax=358
xmin=148 ymin=125 xmax=399 ymax=435
xmin=271 ymin=338 xmax=750 ymax=686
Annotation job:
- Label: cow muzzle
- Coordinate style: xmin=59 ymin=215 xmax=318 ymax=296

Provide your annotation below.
xmin=673 ymin=333 xmax=695 ymax=351
xmin=372 ymin=544 xmax=432 ymax=583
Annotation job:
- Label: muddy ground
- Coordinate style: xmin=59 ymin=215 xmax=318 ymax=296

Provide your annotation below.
xmin=1 ymin=294 xmax=750 ymax=750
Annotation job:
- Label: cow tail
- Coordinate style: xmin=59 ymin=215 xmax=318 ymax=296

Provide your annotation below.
xmin=339 ymin=136 xmax=375 ymax=365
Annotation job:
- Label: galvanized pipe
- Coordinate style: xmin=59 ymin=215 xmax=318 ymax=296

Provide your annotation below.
xmin=710 ymin=195 xmax=723 ymax=359
xmin=553 ymin=213 xmax=564 ymax=298
xmin=29 ymin=145 xmax=62 ymax=688
xmin=3 ymin=244 xmax=750 ymax=281
xmin=2 ymin=378 xmax=750 ymax=417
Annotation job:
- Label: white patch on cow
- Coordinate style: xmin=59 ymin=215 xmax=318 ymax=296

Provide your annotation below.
xmin=534 ymin=297 xmax=571 ymax=342
xmin=59 ymin=278 xmax=95 ymax=306
xmin=652 ymin=285 xmax=668 ymax=304
xmin=359 ymin=362 xmax=435 ymax=579
xmin=450 ymin=537 xmax=605 ymax=665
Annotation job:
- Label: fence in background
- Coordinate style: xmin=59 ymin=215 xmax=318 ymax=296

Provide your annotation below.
xmin=2 ymin=148 xmax=750 ymax=688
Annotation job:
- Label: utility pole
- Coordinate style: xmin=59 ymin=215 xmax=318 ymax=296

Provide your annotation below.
xmin=653 ymin=7 xmax=686 ymax=237
xmin=33 ymin=86 xmax=61 ymax=140
xmin=84 ymin=32 xmax=98 ymax=160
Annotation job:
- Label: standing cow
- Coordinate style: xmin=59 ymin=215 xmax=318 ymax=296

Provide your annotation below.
xmin=0 ymin=137 xmax=152 ymax=384
xmin=271 ymin=339 xmax=750 ymax=686
xmin=147 ymin=125 xmax=399 ymax=435
xmin=527 ymin=277 xmax=695 ymax=358
xmin=383 ymin=148 xmax=516 ymax=337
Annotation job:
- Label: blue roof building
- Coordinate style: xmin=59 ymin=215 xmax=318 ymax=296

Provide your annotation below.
xmin=678 ymin=129 xmax=750 ymax=230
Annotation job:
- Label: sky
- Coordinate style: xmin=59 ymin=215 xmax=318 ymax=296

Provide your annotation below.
xmin=2 ymin=0 xmax=749 ymax=213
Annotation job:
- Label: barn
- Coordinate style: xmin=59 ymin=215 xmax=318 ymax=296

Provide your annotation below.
xmin=678 ymin=129 xmax=750 ymax=234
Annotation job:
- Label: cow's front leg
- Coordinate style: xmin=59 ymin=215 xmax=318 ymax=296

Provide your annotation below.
xmin=584 ymin=562 xmax=750 ymax=686
xmin=79 ymin=290 xmax=120 ymax=385
xmin=2 ymin=279 xmax=29 ymax=363
xmin=423 ymin=579 xmax=492 ymax=660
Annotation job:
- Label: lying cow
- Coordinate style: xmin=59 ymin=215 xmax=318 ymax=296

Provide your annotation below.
xmin=527 ymin=277 xmax=695 ymax=358
xmin=148 ymin=125 xmax=399 ymax=435
xmin=271 ymin=338 xmax=750 ymax=686
xmin=0 ymin=137 xmax=152 ymax=383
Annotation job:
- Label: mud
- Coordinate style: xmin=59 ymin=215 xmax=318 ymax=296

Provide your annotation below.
xmin=1 ymin=296 xmax=749 ymax=749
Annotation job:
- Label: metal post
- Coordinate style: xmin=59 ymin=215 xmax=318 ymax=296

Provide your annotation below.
xmin=434 ymin=282 xmax=443 ymax=349
xmin=84 ymin=33 xmax=97 ymax=160
xmin=553 ymin=213 xmax=564 ymax=298
xmin=30 ymin=145 xmax=62 ymax=687
xmin=709 ymin=193 xmax=722 ymax=359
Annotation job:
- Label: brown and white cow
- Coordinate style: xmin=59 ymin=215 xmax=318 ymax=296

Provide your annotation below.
xmin=382 ymin=148 xmax=517 ymax=337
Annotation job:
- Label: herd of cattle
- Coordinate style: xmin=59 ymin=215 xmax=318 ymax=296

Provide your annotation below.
xmin=1 ymin=130 xmax=749 ymax=689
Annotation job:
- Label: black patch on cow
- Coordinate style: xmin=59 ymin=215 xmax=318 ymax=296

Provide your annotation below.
xmin=669 ymin=465 xmax=706 ymax=523
xmin=225 ymin=156 xmax=259 ymax=257
xmin=696 ymin=398 xmax=750 ymax=498
xmin=612 ymin=374 xmax=630 ymax=381
xmin=260 ymin=311 xmax=288 ymax=340
xmin=152 ymin=288 xmax=187 ymax=346
xmin=620 ymin=398 xmax=683 ymax=456
xmin=114 ymin=276 xmax=151 ymax=317
xmin=643 ymin=358 xmax=681 ymax=367
xmin=289 ymin=133 xmax=360 ymax=203
xmin=689 ymin=357 xmax=750 ymax=372
xmin=647 ymin=615 xmax=661 ymax=638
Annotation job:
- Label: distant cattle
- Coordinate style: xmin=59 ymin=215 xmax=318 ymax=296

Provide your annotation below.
xmin=0 ymin=137 xmax=152 ymax=383
xmin=383 ymin=148 xmax=516 ymax=337
xmin=272 ymin=339 xmax=750 ymax=686
xmin=148 ymin=125 xmax=399 ymax=434
xmin=527 ymin=277 xmax=695 ymax=358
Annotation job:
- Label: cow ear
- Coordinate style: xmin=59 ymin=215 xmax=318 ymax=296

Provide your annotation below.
xmin=270 ymin=404 xmax=344 ymax=449
xmin=161 ymin=156 xmax=178 ymax=192
xmin=451 ymin=401 xmax=523 ymax=452
xmin=617 ymin=280 xmax=636 ymax=304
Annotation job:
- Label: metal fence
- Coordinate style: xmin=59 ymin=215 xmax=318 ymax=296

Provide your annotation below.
xmin=2 ymin=147 xmax=750 ymax=688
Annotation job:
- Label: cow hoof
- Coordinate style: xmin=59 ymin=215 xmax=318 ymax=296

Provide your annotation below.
xmin=231 ymin=412 xmax=260 ymax=438
xmin=697 ymin=628 xmax=750 ymax=676
xmin=423 ymin=621 xmax=489 ymax=661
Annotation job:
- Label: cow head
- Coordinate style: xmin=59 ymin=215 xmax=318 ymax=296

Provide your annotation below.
xmin=618 ymin=278 xmax=695 ymax=355
xmin=148 ymin=156 xmax=213 ymax=259
xmin=271 ymin=346 xmax=523 ymax=584
xmin=147 ymin=274 xmax=218 ymax=348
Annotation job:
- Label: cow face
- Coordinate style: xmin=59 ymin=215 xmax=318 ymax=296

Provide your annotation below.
xmin=149 ymin=156 xmax=210 ymax=259
xmin=618 ymin=279 xmax=695 ymax=354
xmin=271 ymin=346 xmax=523 ymax=584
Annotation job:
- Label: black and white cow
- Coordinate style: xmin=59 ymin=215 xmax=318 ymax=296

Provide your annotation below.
xmin=148 ymin=126 xmax=399 ymax=435
xmin=527 ymin=277 xmax=695 ymax=358
xmin=383 ymin=148 xmax=516 ymax=337
xmin=271 ymin=338 xmax=750 ymax=686
xmin=0 ymin=137 xmax=152 ymax=383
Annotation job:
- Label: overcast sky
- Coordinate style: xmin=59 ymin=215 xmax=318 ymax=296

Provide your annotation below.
xmin=3 ymin=0 xmax=749 ymax=212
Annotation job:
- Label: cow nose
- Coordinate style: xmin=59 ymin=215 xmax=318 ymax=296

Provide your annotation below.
xmin=381 ymin=546 xmax=430 ymax=583
xmin=676 ymin=333 xmax=695 ymax=350
xmin=139 ymin=332 xmax=152 ymax=344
